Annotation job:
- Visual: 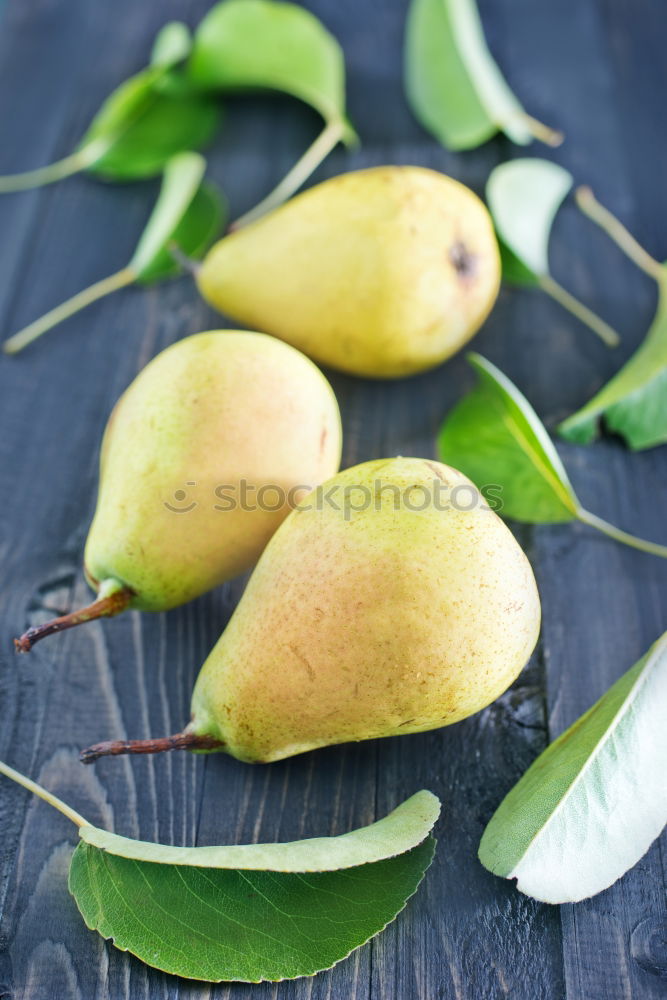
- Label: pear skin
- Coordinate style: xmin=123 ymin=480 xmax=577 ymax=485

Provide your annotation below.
xmin=197 ymin=167 xmax=501 ymax=378
xmin=82 ymin=458 xmax=540 ymax=765
xmin=17 ymin=331 xmax=341 ymax=650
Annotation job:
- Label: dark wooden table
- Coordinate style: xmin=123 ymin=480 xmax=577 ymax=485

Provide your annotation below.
xmin=0 ymin=1 xmax=666 ymax=997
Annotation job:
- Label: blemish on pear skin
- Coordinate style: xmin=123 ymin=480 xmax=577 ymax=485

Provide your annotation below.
xmin=449 ymin=241 xmax=478 ymax=281
xmin=289 ymin=643 xmax=315 ymax=682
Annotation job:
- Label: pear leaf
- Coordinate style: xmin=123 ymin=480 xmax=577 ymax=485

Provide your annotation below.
xmin=558 ymin=193 xmax=667 ymax=449
xmin=150 ymin=21 xmax=193 ymax=69
xmin=404 ymin=0 xmax=561 ymax=150
xmin=80 ymin=790 xmax=440 ymax=870
xmin=438 ymin=352 xmax=579 ymax=523
xmin=485 ymin=160 xmax=620 ymax=346
xmin=486 ymin=159 xmax=572 ymax=279
xmin=2 ymin=155 xmax=225 ymax=354
xmin=70 ymin=838 xmax=435 ymax=983
xmin=560 ymin=275 xmax=667 ymax=449
xmin=0 ymin=761 xmax=439 ymax=984
xmin=130 ymin=151 xmax=225 ymax=283
xmin=479 ymin=632 xmax=667 ymax=903
xmin=81 ymin=66 xmax=220 ymax=181
xmin=189 ymin=0 xmax=355 ymax=142
xmin=438 ymin=353 xmax=667 ymax=558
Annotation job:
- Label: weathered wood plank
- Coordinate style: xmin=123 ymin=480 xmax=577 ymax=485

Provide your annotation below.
xmin=0 ymin=0 xmax=664 ymax=998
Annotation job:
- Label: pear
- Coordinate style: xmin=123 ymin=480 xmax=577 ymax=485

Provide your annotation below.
xmin=81 ymin=457 xmax=540 ymax=765
xmin=16 ymin=331 xmax=341 ymax=651
xmin=197 ymin=166 xmax=501 ymax=377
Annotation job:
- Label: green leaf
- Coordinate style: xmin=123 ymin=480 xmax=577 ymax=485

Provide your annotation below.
xmin=130 ymin=151 xmax=225 ymax=283
xmin=81 ymin=66 xmax=220 ymax=181
xmin=437 ymin=353 xmax=667 ymax=558
xmin=498 ymin=240 xmax=541 ymax=287
xmin=0 ymin=762 xmax=439 ymax=983
xmin=189 ymin=0 xmax=354 ymax=140
xmin=487 ymin=159 xmax=572 ymax=278
xmin=479 ymin=632 xmax=667 ymax=903
xmin=2 ymin=155 xmax=225 ymax=353
xmin=438 ymin=352 xmax=578 ymax=523
xmin=558 ymin=186 xmax=667 ymax=449
xmin=404 ymin=0 xmax=561 ymax=151
xmin=560 ymin=275 xmax=667 ymax=449
xmin=70 ymin=838 xmax=435 ymax=983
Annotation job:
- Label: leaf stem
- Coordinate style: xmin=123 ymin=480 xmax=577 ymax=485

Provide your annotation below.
xmin=3 ymin=267 xmax=136 ymax=355
xmin=578 ymin=507 xmax=667 ymax=559
xmin=14 ymin=582 xmax=134 ymax=652
xmin=0 ymin=137 xmax=113 ymax=194
xmin=80 ymin=730 xmax=225 ymax=764
xmin=520 ymin=113 xmax=564 ymax=147
xmin=575 ymin=186 xmax=664 ymax=283
xmin=538 ymin=274 xmax=620 ymax=347
xmin=230 ymin=118 xmax=346 ymax=230
xmin=0 ymin=759 xmax=88 ymax=828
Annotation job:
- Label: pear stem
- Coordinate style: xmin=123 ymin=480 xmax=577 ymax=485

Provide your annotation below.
xmin=3 ymin=266 xmax=136 ymax=356
xmin=538 ymin=274 xmax=620 ymax=347
xmin=520 ymin=113 xmax=564 ymax=147
xmin=15 ymin=583 xmax=134 ymax=653
xmin=575 ymin=186 xmax=665 ymax=283
xmin=578 ymin=507 xmax=667 ymax=559
xmin=0 ymin=759 xmax=88 ymax=828
xmin=168 ymin=241 xmax=202 ymax=277
xmin=80 ymin=730 xmax=225 ymax=764
xmin=0 ymin=137 xmax=113 ymax=194
xmin=229 ymin=118 xmax=346 ymax=231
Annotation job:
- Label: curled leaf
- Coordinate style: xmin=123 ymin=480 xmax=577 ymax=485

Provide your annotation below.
xmin=0 ymin=761 xmax=439 ymax=984
xmin=3 ymin=153 xmax=225 ymax=354
xmin=81 ymin=790 xmax=440 ymax=870
xmin=438 ymin=353 xmax=667 ymax=558
xmin=188 ymin=0 xmax=356 ymax=226
xmin=438 ymin=353 xmax=578 ymax=523
xmin=486 ymin=160 xmax=620 ymax=347
xmin=559 ymin=188 xmax=667 ymax=449
xmin=479 ymin=632 xmax=667 ymax=903
xmin=189 ymin=0 xmax=352 ymax=132
xmin=404 ymin=0 xmax=561 ymax=150
xmin=82 ymin=67 xmax=219 ymax=182
xmin=487 ymin=159 xmax=572 ymax=278
xmin=0 ymin=41 xmax=218 ymax=193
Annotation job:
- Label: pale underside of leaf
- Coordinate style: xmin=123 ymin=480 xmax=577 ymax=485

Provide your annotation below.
xmin=559 ymin=271 xmax=667 ymax=449
xmin=479 ymin=632 xmax=667 ymax=903
xmin=405 ymin=0 xmax=540 ymax=149
xmin=69 ymin=837 xmax=436 ymax=982
xmin=79 ymin=790 xmax=440 ymax=871
xmin=486 ymin=159 xmax=573 ymax=276
xmin=438 ymin=353 xmax=578 ymax=523
xmin=129 ymin=151 xmax=206 ymax=278
xmin=404 ymin=0 xmax=497 ymax=150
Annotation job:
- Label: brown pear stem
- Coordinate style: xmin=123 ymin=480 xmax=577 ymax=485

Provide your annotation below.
xmin=14 ymin=585 xmax=134 ymax=653
xmin=80 ymin=731 xmax=224 ymax=764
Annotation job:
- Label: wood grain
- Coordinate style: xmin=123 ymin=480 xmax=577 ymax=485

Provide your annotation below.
xmin=0 ymin=0 xmax=664 ymax=997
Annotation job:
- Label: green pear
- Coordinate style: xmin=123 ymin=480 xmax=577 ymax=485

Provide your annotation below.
xmin=81 ymin=457 xmax=540 ymax=765
xmin=197 ymin=166 xmax=501 ymax=377
xmin=16 ymin=330 xmax=341 ymax=651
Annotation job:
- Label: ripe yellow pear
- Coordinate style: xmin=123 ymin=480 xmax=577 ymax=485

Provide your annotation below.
xmin=198 ymin=166 xmax=501 ymax=377
xmin=16 ymin=331 xmax=341 ymax=651
xmin=82 ymin=457 xmax=540 ymax=765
